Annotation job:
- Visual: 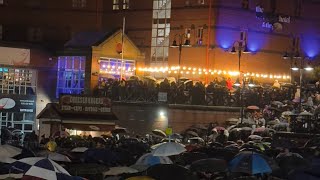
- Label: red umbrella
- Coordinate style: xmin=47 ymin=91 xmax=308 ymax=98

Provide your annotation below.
xmin=247 ymin=106 xmax=260 ymax=110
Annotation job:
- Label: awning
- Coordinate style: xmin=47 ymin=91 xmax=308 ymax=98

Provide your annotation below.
xmin=62 ymin=120 xmax=115 ymax=131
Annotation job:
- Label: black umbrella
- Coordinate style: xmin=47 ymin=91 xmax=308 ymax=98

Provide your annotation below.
xmin=177 ymin=152 xmax=208 ymax=165
xmin=276 ymin=154 xmax=310 ymax=178
xmin=146 ymin=164 xmax=195 ymax=180
xmin=185 ymin=131 xmax=199 ymax=137
xmin=190 ymin=158 xmax=227 ymax=173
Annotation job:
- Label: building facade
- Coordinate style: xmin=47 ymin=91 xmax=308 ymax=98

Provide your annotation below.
xmin=0 ymin=0 xmax=320 ymax=134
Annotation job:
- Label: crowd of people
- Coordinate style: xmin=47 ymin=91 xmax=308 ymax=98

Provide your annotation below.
xmin=94 ymin=76 xmax=320 ymax=108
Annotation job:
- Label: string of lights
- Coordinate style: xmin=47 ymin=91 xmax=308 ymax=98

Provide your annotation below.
xmin=137 ymin=66 xmax=291 ymax=80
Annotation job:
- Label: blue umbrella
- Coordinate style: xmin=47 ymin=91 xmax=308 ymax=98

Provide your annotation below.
xmin=229 ymin=151 xmax=278 ymax=175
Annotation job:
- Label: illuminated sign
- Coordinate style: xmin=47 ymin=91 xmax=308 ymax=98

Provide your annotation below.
xmin=60 ymin=95 xmax=111 ymax=114
xmin=0 ymin=94 xmax=36 ymax=113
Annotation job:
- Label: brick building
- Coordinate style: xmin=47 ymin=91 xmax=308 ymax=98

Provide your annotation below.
xmin=0 ymin=0 xmax=320 ymax=134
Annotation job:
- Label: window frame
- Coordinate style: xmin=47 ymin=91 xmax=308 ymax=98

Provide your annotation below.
xmin=56 ymin=56 xmax=85 ymax=98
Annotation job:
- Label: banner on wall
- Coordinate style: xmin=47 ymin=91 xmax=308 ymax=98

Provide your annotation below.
xmin=0 ymin=94 xmax=36 ymax=113
xmin=0 ymin=47 xmax=30 ymax=65
xmin=59 ymin=95 xmax=112 ymax=115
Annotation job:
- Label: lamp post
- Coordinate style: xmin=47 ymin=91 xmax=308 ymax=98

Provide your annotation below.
xmin=230 ymin=38 xmax=251 ymax=124
xmin=170 ymin=33 xmax=191 ymax=79
xmin=284 ymin=52 xmax=313 ymax=112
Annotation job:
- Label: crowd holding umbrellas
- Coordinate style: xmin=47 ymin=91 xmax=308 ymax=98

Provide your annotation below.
xmin=0 ymin=115 xmax=320 ymax=180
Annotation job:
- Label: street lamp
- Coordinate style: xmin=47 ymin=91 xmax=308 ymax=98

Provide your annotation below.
xmin=230 ymin=36 xmax=251 ymax=124
xmin=170 ymin=33 xmax=191 ymax=79
xmin=284 ymin=52 xmax=313 ymax=112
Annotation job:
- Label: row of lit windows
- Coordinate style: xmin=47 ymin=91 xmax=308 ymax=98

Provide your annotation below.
xmin=0 ymin=67 xmax=37 ymax=95
xmin=113 ymin=0 xmax=130 ymax=10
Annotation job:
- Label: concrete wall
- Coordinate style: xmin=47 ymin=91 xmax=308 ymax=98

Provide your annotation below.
xmin=112 ymin=103 xmax=240 ymax=135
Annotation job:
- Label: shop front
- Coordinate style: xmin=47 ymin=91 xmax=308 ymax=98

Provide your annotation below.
xmin=37 ymin=95 xmax=118 ymax=138
xmin=56 ymin=29 xmax=145 ymax=98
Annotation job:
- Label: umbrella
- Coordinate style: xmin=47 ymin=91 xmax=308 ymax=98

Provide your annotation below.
xmin=0 ymin=157 xmax=17 ymax=164
xmin=135 ymin=153 xmax=172 ymax=167
xmin=104 ymin=166 xmax=138 ymax=176
xmin=170 ymin=133 xmax=183 ymax=139
xmin=152 ymin=129 xmax=166 ymax=137
xmin=178 ymin=152 xmax=208 ymax=165
xmin=46 ymin=152 xmax=71 ymax=162
xmin=282 ymin=111 xmax=293 ymax=116
xmin=71 ymin=147 xmax=88 ymax=153
xmin=299 ymin=111 xmax=313 ymax=116
xmin=240 ymin=127 xmax=253 ymax=132
xmin=276 ymin=154 xmax=310 ymax=177
xmin=112 ymin=127 xmax=128 ymax=134
xmin=271 ymin=139 xmax=297 ymax=149
xmin=0 ymin=144 xmax=22 ymax=157
xmin=272 ymin=101 xmax=284 ymax=106
xmin=167 ymin=77 xmax=176 ymax=83
xmin=152 ymin=142 xmax=186 ymax=156
xmin=7 ymin=157 xmax=72 ymax=180
xmin=188 ymin=137 xmax=204 ymax=143
xmin=146 ymin=164 xmax=193 ymax=180
xmin=184 ymin=80 xmax=193 ymax=85
xmin=213 ymin=126 xmax=226 ymax=131
xmin=248 ymin=135 xmax=263 ymax=141
xmin=229 ymin=151 xmax=278 ymax=175
xmin=185 ymin=131 xmax=199 ymax=137
xmin=190 ymin=158 xmax=227 ymax=173
xmin=247 ymin=106 xmax=260 ymax=110
xmin=144 ymin=76 xmax=157 ymax=82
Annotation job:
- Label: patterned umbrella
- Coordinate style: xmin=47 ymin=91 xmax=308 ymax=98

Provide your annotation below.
xmin=8 ymin=157 xmax=73 ymax=180
xmin=0 ymin=144 xmax=22 ymax=157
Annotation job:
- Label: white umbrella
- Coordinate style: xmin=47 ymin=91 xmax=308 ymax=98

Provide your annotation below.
xmin=71 ymin=147 xmax=88 ymax=153
xmin=104 ymin=166 xmax=138 ymax=176
xmin=135 ymin=153 xmax=172 ymax=166
xmin=47 ymin=152 xmax=71 ymax=162
xmin=282 ymin=111 xmax=293 ymax=116
xmin=151 ymin=142 xmax=186 ymax=156
xmin=0 ymin=144 xmax=22 ymax=157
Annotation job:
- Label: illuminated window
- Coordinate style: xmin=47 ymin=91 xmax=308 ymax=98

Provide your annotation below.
xmin=0 ymin=0 xmax=3 ymax=5
xmin=0 ymin=67 xmax=37 ymax=95
xmin=113 ymin=0 xmax=120 ymax=10
xmin=151 ymin=0 xmax=171 ymax=64
xmin=185 ymin=28 xmax=191 ymax=39
xmin=72 ymin=0 xmax=86 ymax=8
xmin=123 ymin=0 xmax=129 ymax=9
xmin=56 ymin=56 xmax=85 ymax=98
xmin=27 ymin=27 xmax=42 ymax=42
xmin=197 ymin=27 xmax=203 ymax=45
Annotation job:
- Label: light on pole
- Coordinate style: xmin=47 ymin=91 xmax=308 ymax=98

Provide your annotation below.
xmin=170 ymin=34 xmax=191 ymax=79
xmin=284 ymin=52 xmax=313 ymax=112
xmin=230 ymin=37 xmax=251 ymax=124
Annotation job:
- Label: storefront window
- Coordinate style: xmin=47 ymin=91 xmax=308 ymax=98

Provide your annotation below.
xmin=0 ymin=67 xmax=36 ymax=95
xmin=99 ymin=58 xmax=135 ymax=79
xmin=56 ymin=56 xmax=85 ymax=98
